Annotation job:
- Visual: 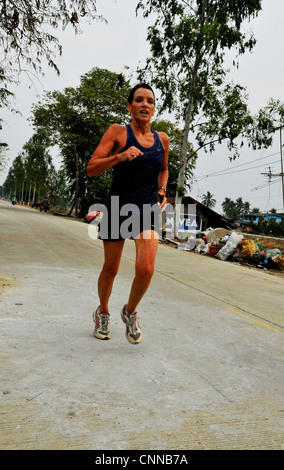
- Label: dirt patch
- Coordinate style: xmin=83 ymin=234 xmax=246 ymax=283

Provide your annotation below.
xmin=0 ymin=278 xmax=14 ymax=293
xmin=243 ymin=234 xmax=284 ymax=251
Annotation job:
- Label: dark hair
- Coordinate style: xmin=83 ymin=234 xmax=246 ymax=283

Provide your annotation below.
xmin=128 ymin=83 xmax=155 ymax=104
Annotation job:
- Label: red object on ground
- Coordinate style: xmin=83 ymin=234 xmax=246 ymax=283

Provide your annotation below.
xmin=86 ymin=211 xmax=100 ymax=222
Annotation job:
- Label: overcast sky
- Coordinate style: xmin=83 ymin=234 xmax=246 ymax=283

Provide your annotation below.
xmin=1 ymin=0 xmax=284 ymax=214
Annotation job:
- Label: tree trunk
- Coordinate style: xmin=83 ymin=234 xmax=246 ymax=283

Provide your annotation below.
xmin=33 ymin=179 xmax=37 ymax=203
xmin=174 ymin=0 xmax=207 ymax=238
xmin=28 ymin=183 xmax=32 ymax=203
xmin=74 ymin=146 xmax=79 ymax=216
xmin=68 ymin=198 xmax=75 ymax=216
xmin=174 ymin=61 xmax=199 ymax=238
xmin=21 ymin=179 xmax=24 ymax=203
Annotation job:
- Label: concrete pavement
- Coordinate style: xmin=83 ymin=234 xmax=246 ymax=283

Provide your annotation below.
xmin=0 ymin=200 xmax=283 ymax=450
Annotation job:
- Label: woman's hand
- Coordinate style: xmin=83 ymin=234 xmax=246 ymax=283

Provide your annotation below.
xmin=157 ymin=189 xmax=167 ymax=210
xmin=87 ymin=126 xmax=144 ymax=177
xmin=119 ymin=146 xmax=144 ymax=161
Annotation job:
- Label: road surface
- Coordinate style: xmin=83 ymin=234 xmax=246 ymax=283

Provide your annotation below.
xmin=0 ymin=200 xmax=283 ymax=450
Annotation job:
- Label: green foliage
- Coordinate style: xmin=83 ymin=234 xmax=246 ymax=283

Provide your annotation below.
xmin=0 ymin=139 xmax=8 ymax=172
xmin=195 ymin=82 xmax=255 ymax=160
xmin=46 ymin=167 xmax=70 ymax=209
xmin=2 ymin=133 xmax=52 ymax=202
xmin=0 ymin=65 xmax=15 ymax=109
xmin=201 ymin=191 xmax=216 ymax=209
xmin=151 ymin=119 xmax=197 ymax=196
xmin=137 ymin=0 xmax=261 ymax=112
xmin=31 ymin=67 xmax=131 ymax=214
xmin=244 ymin=216 xmax=284 ymax=237
xmin=245 ymin=98 xmax=284 ymax=150
xmin=0 ymin=0 xmax=105 ymax=108
xmin=259 ymin=218 xmax=284 ymax=237
xmin=222 ymin=196 xmax=251 ymax=219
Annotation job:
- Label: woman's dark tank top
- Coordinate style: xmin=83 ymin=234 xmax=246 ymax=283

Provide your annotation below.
xmin=105 ymin=124 xmax=164 ymax=210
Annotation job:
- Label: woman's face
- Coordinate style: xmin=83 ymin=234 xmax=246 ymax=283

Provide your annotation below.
xmin=127 ymin=88 xmax=155 ymax=122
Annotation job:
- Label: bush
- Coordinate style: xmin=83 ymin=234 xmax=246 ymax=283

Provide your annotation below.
xmin=259 ymin=219 xmax=284 ymax=237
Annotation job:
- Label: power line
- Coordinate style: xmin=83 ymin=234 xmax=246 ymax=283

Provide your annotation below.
xmin=195 ymin=151 xmax=281 ymax=181
xmin=201 ymin=159 xmax=280 ymax=178
xmin=251 ymin=178 xmax=282 ymax=192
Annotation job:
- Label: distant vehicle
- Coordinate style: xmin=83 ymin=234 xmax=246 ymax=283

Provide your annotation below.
xmin=11 ymin=196 xmax=16 ymax=205
xmin=32 ymin=202 xmax=44 ymax=212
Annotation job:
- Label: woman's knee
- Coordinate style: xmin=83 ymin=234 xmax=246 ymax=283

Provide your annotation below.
xmin=101 ymin=240 xmax=124 ymax=279
xmin=135 ymin=262 xmax=155 ymax=280
xmin=102 ymin=263 xmax=120 ymax=279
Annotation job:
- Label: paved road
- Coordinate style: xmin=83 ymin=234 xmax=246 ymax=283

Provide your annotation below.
xmin=0 ymin=200 xmax=283 ymax=450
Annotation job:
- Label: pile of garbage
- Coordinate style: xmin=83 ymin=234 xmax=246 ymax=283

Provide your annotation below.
xmin=193 ymin=228 xmax=284 ymax=271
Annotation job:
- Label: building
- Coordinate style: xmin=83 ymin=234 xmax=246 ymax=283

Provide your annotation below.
xmin=242 ymin=213 xmax=284 ymax=224
xmin=165 ymin=196 xmax=236 ymax=235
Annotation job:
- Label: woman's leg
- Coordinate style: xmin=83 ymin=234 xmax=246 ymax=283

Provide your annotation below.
xmin=126 ymin=230 xmax=159 ymax=313
xmin=98 ymin=240 xmax=125 ymax=313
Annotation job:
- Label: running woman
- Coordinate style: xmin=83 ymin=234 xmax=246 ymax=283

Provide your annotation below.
xmin=86 ymin=83 xmax=169 ymax=344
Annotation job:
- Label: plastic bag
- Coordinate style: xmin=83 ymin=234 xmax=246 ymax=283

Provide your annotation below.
xmin=177 ymin=237 xmax=196 ymax=251
xmin=266 ymin=249 xmax=281 ymax=258
xmin=216 ymin=232 xmax=243 ymax=261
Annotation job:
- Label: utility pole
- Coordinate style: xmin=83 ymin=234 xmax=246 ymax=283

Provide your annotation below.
xmin=279 ymin=125 xmax=284 ymax=211
xmin=262 ymin=125 xmax=284 ymax=212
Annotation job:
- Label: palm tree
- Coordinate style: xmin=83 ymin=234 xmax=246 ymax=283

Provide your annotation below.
xmin=201 ymin=191 xmax=216 ymax=209
xmin=243 ymin=202 xmax=251 ymax=214
xmin=222 ymin=197 xmax=238 ymax=219
xmin=235 ymin=197 xmax=244 ymax=214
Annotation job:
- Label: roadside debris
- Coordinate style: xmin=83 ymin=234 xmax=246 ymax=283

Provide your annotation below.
xmin=177 ymin=237 xmax=196 ymax=251
xmin=170 ymin=228 xmax=284 ymax=271
xmin=216 ymin=231 xmax=243 ymax=261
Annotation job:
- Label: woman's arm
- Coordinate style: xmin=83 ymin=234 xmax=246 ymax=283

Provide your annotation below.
xmin=86 ymin=124 xmax=143 ymax=177
xmin=157 ymin=132 xmax=169 ymax=207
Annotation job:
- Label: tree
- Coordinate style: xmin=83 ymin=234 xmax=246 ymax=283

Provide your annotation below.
xmin=221 ymin=197 xmax=238 ymax=219
xmin=2 ymin=133 xmax=52 ymax=202
xmin=151 ymin=119 xmax=197 ymax=196
xmin=222 ymin=196 xmax=251 ymax=219
xmin=260 ymin=218 xmax=284 ymax=237
xmin=0 ymin=0 xmax=104 ymax=108
xmin=22 ymin=133 xmax=52 ymax=202
xmin=243 ymin=201 xmax=251 ymax=214
xmin=201 ymin=191 xmax=216 ymax=209
xmin=31 ymin=67 xmax=131 ymax=216
xmin=235 ymin=197 xmax=244 ymax=215
xmin=47 ymin=167 xmax=70 ymax=209
xmin=3 ymin=154 xmax=25 ymax=200
xmin=136 ymin=0 xmax=263 ymax=235
xmin=0 ymin=140 xmax=8 ymax=173
xmin=0 ymin=116 xmax=9 ymax=170
xmin=246 ymin=98 xmax=284 ymax=150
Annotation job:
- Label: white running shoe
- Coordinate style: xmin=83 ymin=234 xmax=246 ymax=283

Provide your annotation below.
xmin=93 ymin=307 xmax=110 ymax=340
xmin=121 ymin=305 xmax=142 ymax=344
